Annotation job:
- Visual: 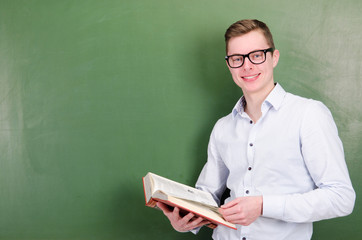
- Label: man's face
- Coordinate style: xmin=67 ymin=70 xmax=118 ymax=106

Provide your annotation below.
xmin=226 ymin=30 xmax=279 ymax=96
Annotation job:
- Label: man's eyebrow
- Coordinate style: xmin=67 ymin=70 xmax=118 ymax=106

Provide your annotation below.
xmin=228 ymin=49 xmax=264 ymax=55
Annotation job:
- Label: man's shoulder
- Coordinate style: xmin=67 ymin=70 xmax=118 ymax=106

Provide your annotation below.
xmin=207 ymin=111 xmax=236 ymax=136
xmin=284 ymin=92 xmax=323 ymax=108
xmin=284 ymin=91 xmax=310 ymax=103
xmin=214 ymin=112 xmax=234 ymax=127
xmin=283 ymin=92 xmax=331 ymax=117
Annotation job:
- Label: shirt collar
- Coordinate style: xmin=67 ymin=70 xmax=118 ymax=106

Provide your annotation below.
xmin=264 ymin=83 xmax=286 ymax=111
xmin=232 ymin=83 xmax=287 ymax=117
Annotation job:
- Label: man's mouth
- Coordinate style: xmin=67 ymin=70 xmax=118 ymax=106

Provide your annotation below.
xmin=242 ymin=73 xmax=260 ymax=80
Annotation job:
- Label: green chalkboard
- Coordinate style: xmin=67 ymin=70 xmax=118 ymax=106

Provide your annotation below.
xmin=0 ymin=0 xmax=360 ymax=239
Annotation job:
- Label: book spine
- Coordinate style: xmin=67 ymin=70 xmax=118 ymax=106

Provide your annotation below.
xmin=143 ymin=177 xmax=158 ymax=207
xmin=142 ymin=177 xmax=148 ymax=204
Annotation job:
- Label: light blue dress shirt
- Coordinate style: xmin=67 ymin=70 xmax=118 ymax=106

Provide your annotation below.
xmin=195 ymin=83 xmax=355 ymax=240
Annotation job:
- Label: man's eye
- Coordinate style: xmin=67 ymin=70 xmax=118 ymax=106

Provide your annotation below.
xmin=232 ymin=56 xmax=243 ymax=62
xmin=252 ymin=52 xmax=263 ymax=59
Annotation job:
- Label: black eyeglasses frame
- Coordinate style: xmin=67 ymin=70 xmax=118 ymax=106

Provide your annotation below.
xmin=225 ymin=48 xmax=275 ymax=68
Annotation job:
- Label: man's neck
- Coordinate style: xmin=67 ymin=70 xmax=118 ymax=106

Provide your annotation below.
xmin=244 ymin=96 xmax=263 ymax=123
xmin=243 ymin=84 xmax=275 ymax=123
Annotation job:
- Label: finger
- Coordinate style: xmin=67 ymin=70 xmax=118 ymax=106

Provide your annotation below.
xmin=220 ymin=204 xmax=239 ymax=215
xmin=157 ymin=202 xmax=172 ymax=214
xmin=223 ymin=211 xmax=244 ymax=222
xmin=194 ymin=217 xmax=212 ymax=228
xmin=220 ymin=198 xmax=240 ymax=208
xmin=179 ymin=212 xmax=196 ymax=225
xmin=185 ymin=217 xmax=211 ymax=230
xmin=198 ymin=219 xmax=213 ymax=228
xmin=173 ymin=206 xmax=180 ymax=216
xmin=189 ymin=216 xmax=204 ymax=226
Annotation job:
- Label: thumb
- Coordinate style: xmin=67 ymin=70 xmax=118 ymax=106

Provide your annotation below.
xmin=221 ymin=198 xmax=240 ymax=209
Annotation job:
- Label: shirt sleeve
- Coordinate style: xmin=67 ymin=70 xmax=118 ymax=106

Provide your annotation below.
xmin=263 ymin=100 xmax=355 ymax=222
xmin=190 ymin=122 xmax=229 ymax=235
xmin=195 ymin=122 xmax=229 ymax=205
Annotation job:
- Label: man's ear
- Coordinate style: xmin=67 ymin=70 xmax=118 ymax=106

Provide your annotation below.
xmin=225 ymin=59 xmax=232 ymax=71
xmin=272 ymin=49 xmax=280 ymax=68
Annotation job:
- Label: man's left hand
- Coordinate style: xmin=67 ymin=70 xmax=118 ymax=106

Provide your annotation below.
xmin=219 ymin=196 xmax=263 ymax=226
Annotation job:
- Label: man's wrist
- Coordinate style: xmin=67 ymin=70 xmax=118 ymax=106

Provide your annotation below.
xmin=259 ymin=195 xmax=263 ymax=215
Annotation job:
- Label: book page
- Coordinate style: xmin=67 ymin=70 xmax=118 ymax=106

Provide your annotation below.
xmin=165 ymin=195 xmax=236 ymax=230
xmin=150 ymin=173 xmax=217 ymax=207
xmin=180 ymin=198 xmax=220 ymax=214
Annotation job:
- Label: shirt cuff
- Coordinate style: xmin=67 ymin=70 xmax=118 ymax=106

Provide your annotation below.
xmin=262 ymin=195 xmax=286 ymax=220
xmin=190 ymin=226 xmax=201 ymax=235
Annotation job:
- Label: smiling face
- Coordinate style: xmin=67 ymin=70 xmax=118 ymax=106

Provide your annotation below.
xmin=226 ymin=30 xmax=279 ymax=98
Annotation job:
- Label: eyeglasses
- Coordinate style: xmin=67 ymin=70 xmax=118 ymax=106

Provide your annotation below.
xmin=225 ymin=48 xmax=274 ymax=68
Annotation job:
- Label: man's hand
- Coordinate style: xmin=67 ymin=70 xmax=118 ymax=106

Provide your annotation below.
xmin=219 ymin=196 xmax=263 ymax=226
xmin=156 ymin=202 xmax=211 ymax=232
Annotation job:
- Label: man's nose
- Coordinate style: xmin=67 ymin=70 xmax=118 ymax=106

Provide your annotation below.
xmin=242 ymin=56 xmax=254 ymax=70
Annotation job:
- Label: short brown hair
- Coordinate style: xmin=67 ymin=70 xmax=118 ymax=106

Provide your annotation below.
xmin=224 ymin=19 xmax=275 ymax=53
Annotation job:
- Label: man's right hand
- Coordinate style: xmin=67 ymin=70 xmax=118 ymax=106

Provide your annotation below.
xmin=156 ymin=202 xmax=211 ymax=232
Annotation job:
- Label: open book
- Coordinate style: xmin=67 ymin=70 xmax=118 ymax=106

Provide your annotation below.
xmin=142 ymin=172 xmax=236 ymax=230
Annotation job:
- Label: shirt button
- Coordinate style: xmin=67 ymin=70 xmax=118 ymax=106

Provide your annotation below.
xmin=245 ymin=190 xmax=249 ymax=194
xmin=249 ymin=143 xmax=253 ymax=147
xmin=242 ymin=237 xmax=246 ymax=240
xmin=249 ymin=120 xmax=253 ymax=124
xmin=248 ymin=167 xmax=252 ymax=171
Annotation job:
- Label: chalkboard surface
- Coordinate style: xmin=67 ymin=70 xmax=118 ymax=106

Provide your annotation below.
xmin=0 ymin=0 xmax=361 ymax=239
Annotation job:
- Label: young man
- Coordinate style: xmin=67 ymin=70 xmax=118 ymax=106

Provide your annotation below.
xmin=157 ymin=19 xmax=355 ymax=240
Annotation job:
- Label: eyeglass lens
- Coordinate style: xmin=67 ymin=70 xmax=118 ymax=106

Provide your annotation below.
xmin=228 ymin=50 xmax=266 ymax=68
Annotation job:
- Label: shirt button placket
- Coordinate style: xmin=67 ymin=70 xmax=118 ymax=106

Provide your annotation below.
xmin=245 ymin=118 xmax=257 ymax=198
